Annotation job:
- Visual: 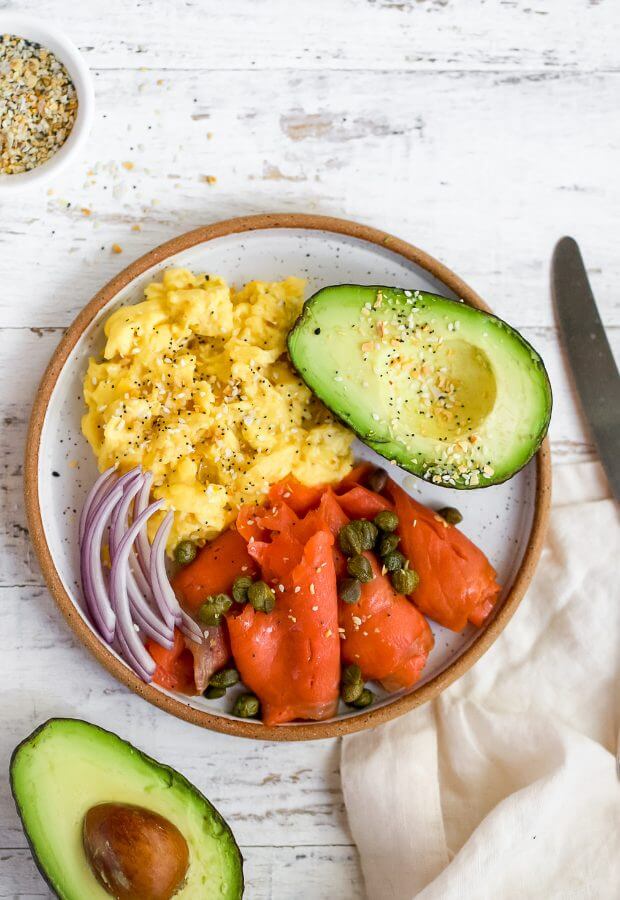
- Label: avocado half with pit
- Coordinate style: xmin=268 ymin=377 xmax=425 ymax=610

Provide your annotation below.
xmin=10 ymin=718 xmax=243 ymax=900
xmin=288 ymin=285 xmax=551 ymax=488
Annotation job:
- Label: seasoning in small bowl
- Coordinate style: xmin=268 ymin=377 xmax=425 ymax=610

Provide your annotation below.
xmin=0 ymin=34 xmax=78 ymax=174
xmin=0 ymin=15 xmax=94 ymax=192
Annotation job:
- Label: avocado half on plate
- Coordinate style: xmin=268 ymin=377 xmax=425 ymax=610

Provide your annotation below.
xmin=10 ymin=719 xmax=243 ymax=900
xmin=288 ymin=285 xmax=552 ymax=488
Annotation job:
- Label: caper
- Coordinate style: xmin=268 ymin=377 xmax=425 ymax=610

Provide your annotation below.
xmin=391 ymin=567 xmax=419 ymax=595
xmin=338 ymin=522 xmax=362 ymax=556
xmin=204 ymin=685 xmax=226 ymax=699
xmin=351 ymin=688 xmax=374 ymax=709
xmin=373 ymin=510 xmax=399 ymax=533
xmin=367 ymin=468 xmax=388 ymax=493
xmin=174 ymin=540 xmax=197 ymax=566
xmin=347 ymin=554 xmax=373 ymax=583
xmin=232 ymin=575 xmax=253 ymax=604
xmin=342 ymin=663 xmax=362 ymax=685
xmin=198 ymin=593 xmax=232 ymax=626
xmin=361 ymin=520 xmax=379 ymax=548
xmin=339 ymin=578 xmax=362 ymax=605
xmin=378 ymin=533 xmax=400 ymax=557
xmin=199 ymin=608 xmax=223 ymax=627
xmin=383 ymin=550 xmax=407 ymax=573
xmin=342 ymin=680 xmax=364 ymax=704
xmin=233 ymin=693 xmax=261 ymax=719
xmin=247 ymin=580 xmax=276 ymax=613
xmin=338 ymin=519 xmax=378 ymax=556
xmin=209 ymin=667 xmax=240 ymax=689
xmin=437 ymin=506 xmax=463 ymax=526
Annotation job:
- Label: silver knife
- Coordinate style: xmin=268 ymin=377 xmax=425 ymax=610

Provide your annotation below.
xmin=552 ymin=236 xmax=620 ymax=500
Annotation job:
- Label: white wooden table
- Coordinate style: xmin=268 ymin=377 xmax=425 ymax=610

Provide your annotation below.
xmin=1 ymin=1 xmax=617 ymax=896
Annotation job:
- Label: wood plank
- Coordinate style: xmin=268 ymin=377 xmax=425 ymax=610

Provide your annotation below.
xmin=0 ymin=845 xmax=364 ymax=899
xmin=0 ymin=69 xmax=616 ymax=329
xmin=12 ymin=0 xmax=620 ymax=72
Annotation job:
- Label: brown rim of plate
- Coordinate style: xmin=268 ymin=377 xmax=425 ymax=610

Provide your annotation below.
xmin=24 ymin=213 xmax=552 ymax=742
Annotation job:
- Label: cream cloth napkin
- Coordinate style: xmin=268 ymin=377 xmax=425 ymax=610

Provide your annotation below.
xmin=341 ymin=462 xmax=619 ymax=900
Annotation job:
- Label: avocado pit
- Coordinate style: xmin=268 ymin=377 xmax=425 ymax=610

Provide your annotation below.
xmin=82 ymin=802 xmax=189 ymax=900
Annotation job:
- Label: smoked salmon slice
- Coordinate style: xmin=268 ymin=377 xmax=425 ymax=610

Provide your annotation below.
xmin=334 ymin=484 xmax=393 ymax=520
xmin=167 ymin=468 xmax=499 ymax=711
xmin=173 ymin=527 xmax=256 ymax=614
xmin=147 ymin=628 xmax=196 ymax=694
xmin=339 ymin=552 xmax=434 ymax=691
xmin=183 ymin=627 xmax=230 ymax=694
xmin=147 ymin=627 xmax=230 ymax=695
xmin=226 ymin=530 xmax=340 ymax=725
xmin=267 ymin=475 xmax=326 ymax=516
xmin=386 ymin=479 xmax=501 ymax=632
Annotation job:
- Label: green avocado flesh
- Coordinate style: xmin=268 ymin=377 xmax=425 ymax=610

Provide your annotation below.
xmin=10 ymin=719 xmax=243 ymax=900
xmin=288 ymin=285 xmax=552 ymax=488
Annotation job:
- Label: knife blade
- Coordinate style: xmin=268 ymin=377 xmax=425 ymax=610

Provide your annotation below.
xmin=552 ymin=236 xmax=620 ymax=500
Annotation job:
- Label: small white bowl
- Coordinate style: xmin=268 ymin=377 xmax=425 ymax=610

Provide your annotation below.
xmin=0 ymin=14 xmax=94 ymax=193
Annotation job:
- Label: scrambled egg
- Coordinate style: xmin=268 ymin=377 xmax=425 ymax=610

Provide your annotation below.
xmin=82 ymin=268 xmax=354 ymax=549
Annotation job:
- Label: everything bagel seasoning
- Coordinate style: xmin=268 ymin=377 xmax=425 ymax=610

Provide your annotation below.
xmin=0 ymin=34 xmax=78 ymax=174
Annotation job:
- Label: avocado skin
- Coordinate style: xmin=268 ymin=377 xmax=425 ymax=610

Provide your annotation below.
xmin=10 ymin=718 xmax=244 ymax=900
xmin=288 ymin=284 xmax=552 ymax=489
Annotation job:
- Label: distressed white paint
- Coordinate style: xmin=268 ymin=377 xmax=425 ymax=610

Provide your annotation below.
xmin=0 ymin=0 xmax=616 ymax=896
xmin=0 ymin=68 xmax=618 ymax=329
xmin=6 ymin=0 xmax=620 ymax=72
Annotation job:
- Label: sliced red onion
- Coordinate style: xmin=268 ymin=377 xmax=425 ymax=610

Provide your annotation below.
xmin=129 ymin=563 xmax=175 ymax=638
xmin=79 ymin=464 xmax=205 ymax=681
xmin=180 ymin=610 xmax=204 ymax=644
xmin=134 ymin=470 xmax=154 ymax=579
xmin=115 ymin=621 xmax=154 ymax=683
xmin=80 ymin=552 xmax=112 ymax=643
xmin=81 ymin=481 xmax=124 ymax=642
xmin=150 ymin=512 xmax=183 ymax=626
xmin=125 ymin=473 xmax=156 ymax=601
xmin=110 ymin=472 xmax=144 ymax=552
xmin=129 ymin=552 xmax=159 ymax=611
xmin=110 ymin=499 xmax=164 ymax=680
xmin=132 ymin=604 xmax=174 ymax=649
xmin=85 ymin=466 xmax=142 ymax=546
xmin=109 ymin=475 xmax=175 ymax=642
xmin=78 ymin=465 xmax=116 ymax=546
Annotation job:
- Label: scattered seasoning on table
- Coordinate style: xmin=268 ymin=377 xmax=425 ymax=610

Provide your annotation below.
xmin=111 ymin=243 xmax=123 ymax=254
xmin=0 ymin=34 xmax=78 ymax=174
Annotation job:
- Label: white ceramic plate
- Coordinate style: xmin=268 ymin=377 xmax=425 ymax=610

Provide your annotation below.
xmin=26 ymin=215 xmax=550 ymax=740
